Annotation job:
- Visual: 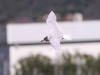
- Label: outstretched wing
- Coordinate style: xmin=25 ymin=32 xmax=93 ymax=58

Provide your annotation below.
xmin=49 ymin=36 xmax=62 ymax=51
xmin=46 ymin=11 xmax=62 ymax=36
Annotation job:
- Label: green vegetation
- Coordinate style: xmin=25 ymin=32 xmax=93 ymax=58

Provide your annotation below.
xmin=0 ymin=0 xmax=100 ymax=24
xmin=14 ymin=51 xmax=100 ymax=75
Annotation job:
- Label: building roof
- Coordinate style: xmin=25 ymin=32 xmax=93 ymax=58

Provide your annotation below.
xmin=7 ymin=20 xmax=100 ymax=44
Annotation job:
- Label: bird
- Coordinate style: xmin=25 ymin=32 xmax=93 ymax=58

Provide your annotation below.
xmin=41 ymin=11 xmax=72 ymax=51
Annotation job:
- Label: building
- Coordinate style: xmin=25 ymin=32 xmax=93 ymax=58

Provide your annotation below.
xmin=1 ymin=20 xmax=100 ymax=75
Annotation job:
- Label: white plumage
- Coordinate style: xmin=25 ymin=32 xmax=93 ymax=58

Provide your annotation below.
xmin=42 ymin=11 xmax=72 ymax=51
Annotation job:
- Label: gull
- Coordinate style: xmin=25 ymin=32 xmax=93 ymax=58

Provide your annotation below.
xmin=41 ymin=11 xmax=72 ymax=51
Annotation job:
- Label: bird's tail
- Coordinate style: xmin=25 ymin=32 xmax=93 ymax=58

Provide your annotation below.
xmin=63 ymin=34 xmax=72 ymax=40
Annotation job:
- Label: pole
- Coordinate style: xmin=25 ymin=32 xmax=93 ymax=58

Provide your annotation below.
xmin=54 ymin=50 xmax=59 ymax=75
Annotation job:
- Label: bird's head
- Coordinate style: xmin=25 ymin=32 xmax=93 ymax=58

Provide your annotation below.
xmin=41 ymin=36 xmax=49 ymax=42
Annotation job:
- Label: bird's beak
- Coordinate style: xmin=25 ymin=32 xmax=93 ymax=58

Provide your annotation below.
xmin=41 ymin=40 xmax=44 ymax=42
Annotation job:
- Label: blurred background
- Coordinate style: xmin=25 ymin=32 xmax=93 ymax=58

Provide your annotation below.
xmin=0 ymin=0 xmax=100 ymax=75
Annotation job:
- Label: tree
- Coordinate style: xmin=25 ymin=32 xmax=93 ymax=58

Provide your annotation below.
xmin=60 ymin=52 xmax=77 ymax=75
xmin=14 ymin=54 xmax=54 ymax=75
xmin=14 ymin=51 xmax=100 ymax=75
xmin=0 ymin=0 xmax=100 ymax=24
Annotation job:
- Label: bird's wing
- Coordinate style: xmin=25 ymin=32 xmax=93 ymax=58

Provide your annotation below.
xmin=46 ymin=11 xmax=62 ymax=35
xmin=49 ymin=36 xmax=62 ymax=51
